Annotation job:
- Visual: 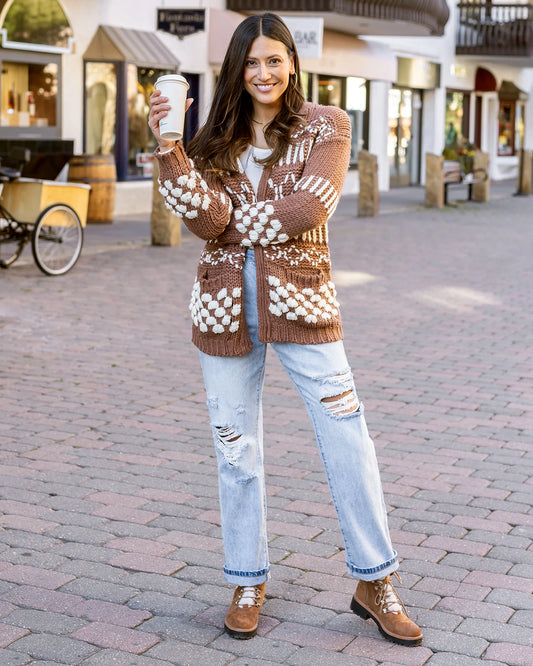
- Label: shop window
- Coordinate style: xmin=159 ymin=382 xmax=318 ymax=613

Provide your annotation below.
xmin=515 ymin=103 xmax=525 ymax=154
xmin=498 ymin=102 xmax=514 ymax=156
xmin=388 ymin=87 xmax=418 ymax=187
xmin=300 ymin=72 xmax=313 ymax=102
xmin=1 ymin=0 xmax=73 ymax=52
xmin=445 ymin=91 xmax=470 ymax=148
xmin=127 ymin=65 xmax=170 ymax=178
xmin=346 ymin=77 xmax=367 ymax=167
xmin=1 ymin=60 xmax=58 ymax=129
xmin=498 ymin=101 xmax=525 ymax=156
xmin=318 ymin=75 xmax=343 ymax=108
xmin=85 ymin=61 xmax=172 ymax=179
xmin=85 ymin=63 xmax=117 ymax=156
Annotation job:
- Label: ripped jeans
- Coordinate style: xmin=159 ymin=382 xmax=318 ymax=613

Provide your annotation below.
xmin=199 ymin=249 xmax=398 ymax=586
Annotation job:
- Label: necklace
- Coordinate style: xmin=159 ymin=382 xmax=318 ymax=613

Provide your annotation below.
xmin=252 ymin=118 xmax=272 ymax=125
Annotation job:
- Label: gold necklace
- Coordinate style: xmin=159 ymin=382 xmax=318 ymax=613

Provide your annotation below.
xmin=252 ymin=118 xmax=271 ymax=125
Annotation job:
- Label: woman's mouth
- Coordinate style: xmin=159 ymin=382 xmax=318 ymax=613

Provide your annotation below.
xmin=255 ymin=84 xmax=276 ymax=92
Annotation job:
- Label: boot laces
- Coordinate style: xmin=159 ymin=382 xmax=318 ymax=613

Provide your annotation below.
xmin=235 ymin=585 xmax=261 ymax=608
xmin=374 ymin=572 xmax=409 ymax=616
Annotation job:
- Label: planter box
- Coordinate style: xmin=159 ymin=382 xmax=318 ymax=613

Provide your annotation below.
xmin=1 ymin=178 xmax=91 ymax=226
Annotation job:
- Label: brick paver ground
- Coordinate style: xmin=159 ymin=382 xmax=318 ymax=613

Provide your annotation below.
xmin=0 ymin=182 xmax=531 ymax=665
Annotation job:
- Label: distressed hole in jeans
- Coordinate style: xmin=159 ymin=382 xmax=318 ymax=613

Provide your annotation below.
xmin=321 ymin=388 xmax=360 ymax=417
xmin=214 ymin=426 xmax=245 ymax=465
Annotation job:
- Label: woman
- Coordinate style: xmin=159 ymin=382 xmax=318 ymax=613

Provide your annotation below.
xmin=148 ymin=12 xmax=422 ymax=647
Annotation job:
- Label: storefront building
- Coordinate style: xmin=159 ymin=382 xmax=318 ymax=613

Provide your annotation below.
xmin=3 ymin=1 xmax=531 ymax=213
xmin=0 ymin=0 xmax=74 ymax=178
xmin=0 ymin=0 xmax=207 ymax=213
xmin=454 ymin=0 xmax=533 ymax=180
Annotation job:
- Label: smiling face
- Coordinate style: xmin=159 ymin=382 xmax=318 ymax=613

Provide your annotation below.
xmin=243 ymin=35 xmax=295 ymax=117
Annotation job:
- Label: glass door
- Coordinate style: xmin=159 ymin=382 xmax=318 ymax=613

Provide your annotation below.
xmin=388 ymin=87 xmax=415 ymax=187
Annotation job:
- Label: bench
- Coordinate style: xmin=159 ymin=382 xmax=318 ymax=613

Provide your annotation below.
xmin=443 ymin=160 xmax=489 ymax=206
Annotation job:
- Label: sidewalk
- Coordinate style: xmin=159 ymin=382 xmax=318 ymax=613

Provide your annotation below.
xmin=0 ymin=181 xmax=532 ymax=665
xmin=81 ymin=178 xmax=519 ymax=252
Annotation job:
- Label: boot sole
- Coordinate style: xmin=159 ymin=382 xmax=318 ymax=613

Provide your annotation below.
xmin=350 ymin=597 xmax=423 ymax=647
xmin=224 ymin=623 xmax=257 ymax=640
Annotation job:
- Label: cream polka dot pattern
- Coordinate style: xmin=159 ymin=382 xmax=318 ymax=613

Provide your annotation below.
xmin=159 ymin=173 xmax=227 ymax=222
xmin=266 ymin=275 xmax=339 ymax=324
xmin=190 ymin=283 xmax=242 ymax=334
xmin=231 ymin=202 xmax=288 ymax=247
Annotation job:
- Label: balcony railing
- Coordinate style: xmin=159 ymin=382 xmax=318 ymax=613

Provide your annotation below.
xmin=456 ymin=1 xmax=533 ymax=57
xmin=226 ymin=1 xmax=450 ymax=36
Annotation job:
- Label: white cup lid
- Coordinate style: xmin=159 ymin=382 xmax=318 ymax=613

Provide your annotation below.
xmin=155 ymin=74 xmax=189 ymax=89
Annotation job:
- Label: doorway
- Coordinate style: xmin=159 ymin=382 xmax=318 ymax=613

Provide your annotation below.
xmin=388 ymin=87 xmax=421 ymax=187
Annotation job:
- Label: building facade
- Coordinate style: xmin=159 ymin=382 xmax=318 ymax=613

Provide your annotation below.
xmin=1 ymin=0 xmax=532 ymax=214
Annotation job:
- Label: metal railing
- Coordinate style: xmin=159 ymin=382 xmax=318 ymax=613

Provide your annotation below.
xmin=456 ymin=1 xmax=533 ymax=56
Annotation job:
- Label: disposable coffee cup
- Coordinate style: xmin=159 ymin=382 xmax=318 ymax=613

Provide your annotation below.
xmin=155 ymin=74 xmax=190 ymax=141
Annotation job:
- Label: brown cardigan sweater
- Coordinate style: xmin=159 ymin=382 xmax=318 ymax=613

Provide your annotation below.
xmin=156 ymin=102 xmax=352 ymax=357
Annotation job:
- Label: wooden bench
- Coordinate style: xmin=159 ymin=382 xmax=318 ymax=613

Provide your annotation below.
xmin=443 ymin=160 xmax=489 ymax=206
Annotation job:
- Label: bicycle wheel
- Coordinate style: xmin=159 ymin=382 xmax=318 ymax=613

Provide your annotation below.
xmin=32 ymin=204 xmax=83 ymax=276
xmin=0 ymin=219 xmax=26 ymax=268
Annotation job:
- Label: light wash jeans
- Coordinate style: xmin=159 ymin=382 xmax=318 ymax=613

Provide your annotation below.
xmin=199 ymin=249 xmax=398 ymax=585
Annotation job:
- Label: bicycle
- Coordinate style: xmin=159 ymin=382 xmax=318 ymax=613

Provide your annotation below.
xmin=0 ymin=154 xmax=89 ymax=276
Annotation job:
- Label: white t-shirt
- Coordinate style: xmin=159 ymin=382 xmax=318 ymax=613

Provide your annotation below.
xmin=241 ymin=145 xmax=272 ymax=196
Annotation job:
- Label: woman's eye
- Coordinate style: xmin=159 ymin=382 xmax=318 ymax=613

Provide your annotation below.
xmin=245 ymin=60 xmax=256 ymax=67
xmin=269 ymin=59 xmax=281 ymax=65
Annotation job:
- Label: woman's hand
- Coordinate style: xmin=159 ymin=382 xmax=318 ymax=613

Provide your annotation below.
xmin=148 ymin=89 xmax=194 ymax=151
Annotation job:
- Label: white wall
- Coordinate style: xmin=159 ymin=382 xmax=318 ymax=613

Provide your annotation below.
xmin=368 ymin=81 xmax=391 ymax=191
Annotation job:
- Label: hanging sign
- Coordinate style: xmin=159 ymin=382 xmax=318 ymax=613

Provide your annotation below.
xmin=157 ymin=9 xmax=205 ymax=38
xmin=281 ymin=16 xmax=323 ymax=59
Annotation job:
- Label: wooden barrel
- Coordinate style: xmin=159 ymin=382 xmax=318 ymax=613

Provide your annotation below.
xmin=68 ymin=154 xmax=116 ymax=223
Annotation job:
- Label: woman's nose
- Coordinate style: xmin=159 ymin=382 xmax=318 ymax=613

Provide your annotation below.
xmin=258 ymin=63 xmax=271 ymax=80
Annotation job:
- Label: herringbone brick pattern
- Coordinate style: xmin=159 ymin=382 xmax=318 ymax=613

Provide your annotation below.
xmin=0 ymin=184 xmax=531 ymax=664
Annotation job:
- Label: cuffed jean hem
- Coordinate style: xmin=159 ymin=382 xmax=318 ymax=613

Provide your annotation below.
xmin=346 ymin=551 xmax=399 ymax=582
xmin=223 ymin=565 xmax=270 ymax=586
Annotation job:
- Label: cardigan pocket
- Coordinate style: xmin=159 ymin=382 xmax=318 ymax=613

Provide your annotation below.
xmin=189 ymin=270 xmax=243 ymax=336
xmin=265 ymin=267 xmax=341 ymax=328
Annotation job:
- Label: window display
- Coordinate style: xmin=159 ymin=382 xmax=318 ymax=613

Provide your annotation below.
xmin=388 ymin=87 xmax=413 ymax=186
xmin=498 ymin=101 xmax=525 ymax=156
xmin=445 ymin=91 xmax=469 ymax=148
xmin=85 ymin=63 xmax=117 ymax=156
xmin=318 ymin=75 xmax=343 ymax=108
xmin=128 ymin=65 xmax=170 ymax=178
xmin=1 ymin=61 xmax=58 ymax=128
xmin=346 ymin=77 xmax=367 ymax=166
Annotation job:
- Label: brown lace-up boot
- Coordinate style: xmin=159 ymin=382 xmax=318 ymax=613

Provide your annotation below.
xmin=224 ymin=583 xmax=266 ymax=640
xmin=351 ymin=572 xmax=422 ymax=646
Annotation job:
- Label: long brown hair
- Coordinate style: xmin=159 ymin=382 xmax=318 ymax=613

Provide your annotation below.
xmin=187 ymin=13 xmax=305 ymax=176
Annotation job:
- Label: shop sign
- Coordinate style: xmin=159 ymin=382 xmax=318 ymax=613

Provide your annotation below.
xmin=157 ymin=9 xmax=205 ymax=38
xmin=281 ymin=17 xmax=323 ymax=59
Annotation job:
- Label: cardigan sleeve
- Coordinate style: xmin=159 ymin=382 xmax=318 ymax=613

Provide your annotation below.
xmin=217 ymin=107 xmax=351 ymax=248
xmin=155 ymin=142 xmax=232 ymax=241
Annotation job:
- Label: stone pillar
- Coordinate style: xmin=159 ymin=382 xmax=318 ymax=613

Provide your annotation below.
xmin=357 ymin=150 xmax=379 ymax=217
xmin=517 ymin=149 xmax=532 ymax=195
xmin=151 ymin=158 xmax=181 ymax=246
xmin=473 ymin=150 xmax=490 ymax=203
xmin=425 ymin=153 xmax=444 ymax=208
